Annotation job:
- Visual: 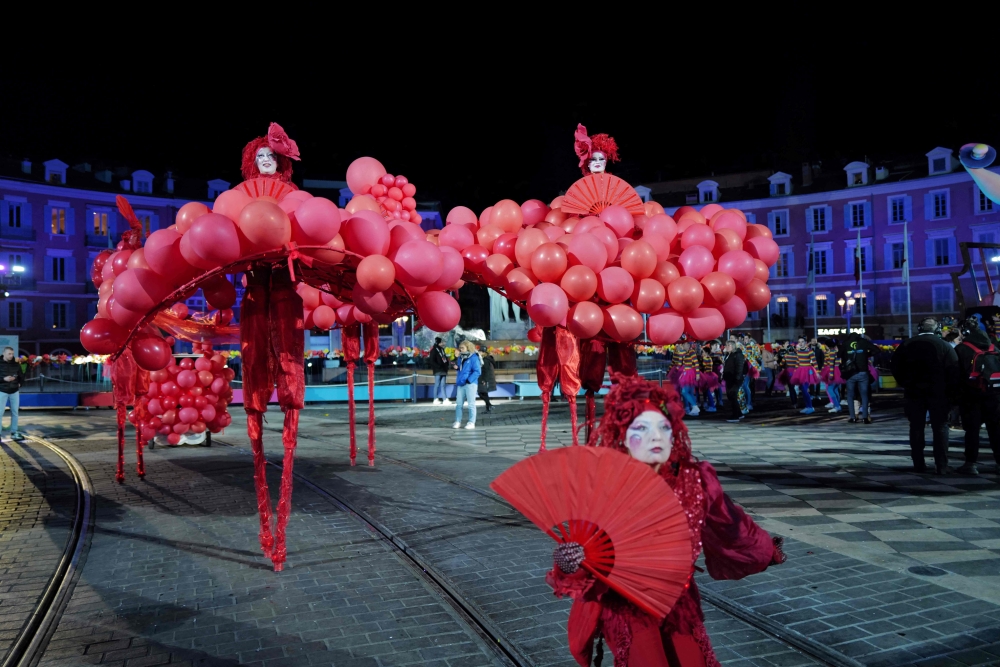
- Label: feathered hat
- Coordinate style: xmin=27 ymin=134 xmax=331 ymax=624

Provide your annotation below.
xmin=574 ymin=123 xmax=620 ymax=175
xmin=241 ymin=122 xmax=300 ymax=182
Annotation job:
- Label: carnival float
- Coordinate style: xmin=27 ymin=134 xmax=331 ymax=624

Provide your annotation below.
xmin=79 ymin=123 xmax=779 ymax=570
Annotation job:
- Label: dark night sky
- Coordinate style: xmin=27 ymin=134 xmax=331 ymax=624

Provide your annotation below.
xmin=2 ymin=33 xmax=993 ymax=214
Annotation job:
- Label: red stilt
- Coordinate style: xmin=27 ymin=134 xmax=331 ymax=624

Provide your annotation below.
xmin=135 ymin=421 xmax=146 ymax=479
xmin=585 ymin=392 xmax=596 ymax=444
xmin=271 ymin=410 xmax=298 ymax=571
xmin=347 ymin=361 xmax=357 ymax=465
xmin=568 ymin=398 xmax=579 ymax=446
xmin=115 ymin=404 xmax=126 ymax=483
xmin=539 ymin=391 xmax=550 ymax=452
xmin=247 ymin=411 xmax=275 ymax=559
xmin=343 ymin=324 xmax=361 ymax=466
xmin=363 ymin=322 xmax=380 ymax=466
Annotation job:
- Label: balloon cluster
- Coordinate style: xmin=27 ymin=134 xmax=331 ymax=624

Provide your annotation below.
xmin=435 ymin=197 xmax=777 ymax=344
xmin=132 ymin=346 xmax=235 ymax=446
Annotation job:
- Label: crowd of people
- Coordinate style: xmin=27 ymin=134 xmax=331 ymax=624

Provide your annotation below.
xmin=429 ymin=337 xmax=497 ymax=430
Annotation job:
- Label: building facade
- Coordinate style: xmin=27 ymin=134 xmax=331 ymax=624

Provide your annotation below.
xmin=654 ymin=149 xmax=1000 ymax=341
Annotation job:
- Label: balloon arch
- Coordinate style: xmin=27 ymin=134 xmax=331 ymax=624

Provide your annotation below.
xmin=80 ymin=126 xmax=777 ymax=571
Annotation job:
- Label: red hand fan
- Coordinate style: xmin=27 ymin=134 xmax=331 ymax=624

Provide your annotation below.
xmin=236 ymin=177 xmax=298 ymax=202
xmin=490 ymin=446 xmax=692 ymax=620
xmin=560 ymin=173 xmax=646 ymax=217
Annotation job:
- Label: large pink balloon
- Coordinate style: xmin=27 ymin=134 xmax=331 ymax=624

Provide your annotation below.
xmin=717 ymin=295 xmax=748 ymax=328
xmin=143 ymin=229 xmax=190 ymax=284
xmin=566 ymin=233 xmax=608 ymax=273
xmin=352 ymin=283 xmax=391 ymax=315
xmin=439 ymin=224 xmax=476 ymax=251
xmin=589 ymin=225 xmax=620 ymax=267
xmin=528 ymin=283 xmax=569 ymax=327
xmin=677 ymin=245 xmax=715 ymax=280
xmin=739 ymin=279 xmax=772 ymax=311
xmin=567 ymin=301 xmax=604 ymax=339
xmin=239 ymin=201 xmax=291 ymax=251
xmin=514 ymin=228 xmax=548 ymax=268
xmin=313 ymin=305 xmax=336 ymax=330
xmin=505 ymin=268 xmax=537 ymax=301
xmin=394 ymin=240 xmax=443 ymax=287
xmin=292 ymin=197 xmax=341 ymax=245
xmin=648 ymin=309 xmax=685 ymax=345
xmin=132 ymin=335 xmax=172 ymax=371
xmin=700 ymin=271 xmax=736 ymax=307
xmin=343 ymin=211 xmax=390 ymax=256
xmin=681 ymin=224 xmax=716 ymax=252
xmin=645 ymin=214 xmax=678 ymax=245
xmin=631 ymin=278 xmax=666 ymax=314
xmin=212 ymin=189 xmax=252 ymax=222
xmin=388 ymin=222 xmax=426 ymax=255
xmin=521 ymin=199 xmax=550 ymax=226
xmin=357 ymin=254 xmax=396 ymax=292
xmin=602 ymin=304 xmax=644 ymax=342
xmin=599 ymin=205 xmax=634 ymax=237
xmin=446 ymin=206 xmax=478 ymax=226
xmin=185 ymin=213 xmax=242 ymax=269
xmin=346 ymin=157 xmax=387 ymax=196
xmin=710 ymin=210 xmax=747 ymax=240
xmin=417 ymin=291 xmax=461 ymax=332
xmin=113 ymin=268 xmax=170 ymax=312
xmin=597 ymin=267 xmax=635 ymax=304
xmin=530 ymin=243 xmax=568 ymax=283
xmin=80 ymin=319 xmax=127 ymax=354
xmin=745 ymin=236 xmax=780 ymax=267
xmin=621 ymin=240 xmax=657 ymax=279
xmin=717 ymin=250 xmax=757 ymax=289
xmin=109 ymin=297 xmax=143 ymax=329
xmin=429 ymin=246 xmax=465 ymax=291
xmin=667 ymin=276 xmax=704 ymax=315
xmin=685 ymin=307 xmax=726 ymax=340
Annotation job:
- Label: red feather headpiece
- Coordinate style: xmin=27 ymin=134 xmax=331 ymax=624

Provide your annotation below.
xmin=574 ymin=123 xmax=621 ymax=175
xmin=240 ymin=122 xmax=300 ymax=182
xmin=115 ymin=195 xmax=145 ymax=250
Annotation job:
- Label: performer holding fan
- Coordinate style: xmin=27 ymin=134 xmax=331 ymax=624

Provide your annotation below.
xmin=491 ymin=375 xmax=786 ymax=667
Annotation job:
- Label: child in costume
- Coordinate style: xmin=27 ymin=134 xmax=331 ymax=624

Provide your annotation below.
xmin=697 ymin=343 xmax=719 ymax=413
xmin=546 ymin=374 xmax=786 ymax=667
xmin=787 ymin=336 xmax=819 ymax=414
xmin=671 ymin=341 xmax=701 ymax=416
xmin=822 ymin=342 xmax=844 ymax=413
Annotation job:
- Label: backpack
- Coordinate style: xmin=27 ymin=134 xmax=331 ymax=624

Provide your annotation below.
xmin=962 ymin=341 xmax=1000 ymax=393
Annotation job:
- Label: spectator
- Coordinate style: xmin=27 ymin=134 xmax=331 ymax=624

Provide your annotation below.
xmin=890 ymin=317 xmax=961 ymax=474
xmin=955 ymin=319 xmax=1000 ymax=475
xmin=761 ymin=344 xmax=778 ymax=397
xmin=944 ymin=330 xmax=962 ymax=348
xmin=787 ymin=336 xmax=819 ymax=414
xmin=723 ymin=340 xmax=745 ymax=423
xmin=429 ymin=337 xmax=451 ymax=405
xmin=477 ymin=349 xmax=497 ymax=413
xmin=452 ymin=341 xmax=481 ymax=429
xmin=841 ymin=333 xmax=878 ymax=423
xmin=0 ymin=347 xmax=24 ymax=441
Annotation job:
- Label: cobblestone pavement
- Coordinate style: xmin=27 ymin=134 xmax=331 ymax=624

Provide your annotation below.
xmin=9 ymin=395 xmax=1000 ymax=666
xmin=0 ymin=438 xmax=76 ymax=661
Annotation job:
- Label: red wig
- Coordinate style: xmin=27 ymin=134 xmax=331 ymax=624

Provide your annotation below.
xmin=240 ymin=123 xmax=300 ymax=183
xmin=574 ymin=123 xmax=621 ymax=175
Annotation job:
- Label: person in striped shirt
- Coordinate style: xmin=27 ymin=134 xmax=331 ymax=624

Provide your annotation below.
xmin=787 ymin=336 xmax=820 ymax=414
xmin=672 ymin=341 xmax=701 ymax=416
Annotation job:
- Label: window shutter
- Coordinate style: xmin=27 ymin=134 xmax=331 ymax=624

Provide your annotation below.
xmin=924 ymin=193 xmax=933 ymax=220
xmin=0 ymin=202 xmax=7 ymax=227
xmin=843 ymin=204 xmax=851 ymax=229
xmin=150 ymin=214 xmax=159 ymax=233
xmin=824 ymin=206 xmax=832 ymax=231
xmin=44 ymin=256 xmax=53 ymax=281
xmin=903 ymin=195 xmax=912 ymax=222
xmin=863 ymin=202 xmax=872 ymax=227
xmin=23 ymin=302 xmax=32 ymax=329
xmin=86 ymin=300 xmax=97 ymax=320
xmin=66 ymin=303 xmax=76 ymax=331
xmin=0 ymin=303 xmax=7 ymax=329
xmin=883 ymin=242 xmax=893 ymax=271
xmin=108 ymin=211 xmax=118 ymax=237
xmin=949 ymin=237 xmax=957 ymax=265
xmin=767 ymin=211 xmax=776 ymax=234
xmin=43 ymin=206 xmax=52 ymax=234
xmin=925 ymin=239 xmax=934 ymax=267
xmin=945 ymin=191 xmax=951 ymax=218
xmin=44 ymin=303 xmax=53 ymax=330
xmin=66 ymin=207 xmax=75 ymax=235
xmin=807 ymin=299 xmax=814 ymax=318
xmin=66 ymin=256 xmax=77 ymax=282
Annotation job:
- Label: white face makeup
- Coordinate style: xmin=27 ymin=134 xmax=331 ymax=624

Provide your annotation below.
xmin=256 ymin=147 xmax=277 ymax=175
xmin=588 ymin=151 xmax=607 ymax=174
xmin=625 ymin=409 xmax=672 ymax=466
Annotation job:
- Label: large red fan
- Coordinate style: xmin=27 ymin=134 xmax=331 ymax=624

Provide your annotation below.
xmin=490 ymin=447 xmax=692 ymax=620
xmin=236 ymin=177 xmax=297 ymax=201
xmin=561 ymin=173 xmax=646 ymax=217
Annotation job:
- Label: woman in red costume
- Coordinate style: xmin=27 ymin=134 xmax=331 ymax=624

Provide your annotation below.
xmin=546 ymin=374 xmax=785 ymax=667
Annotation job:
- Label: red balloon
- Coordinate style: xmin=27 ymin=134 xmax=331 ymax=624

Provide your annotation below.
xmin=744 ymin=224 xmax=773 ymax=240
xmin=700 ymin=272 xmax=736 ymax=307
xmin=126 ymin=248 xmax=150 ymax=271
xmin=602 ymin=304 xmax=643 ymax=342
xmin=530 ymin=243 xmax=568 ymax=283
xmin=597 ymin=267 xmax=635 ymax=304
xmin=395 ymin=240 xmax=443 ymax=287
xmin=161 ymin=381 xmax=180 ymax=397
xmin=739 ymin=279 xmax=772 ymax=311
xmin=357 ymin=254 xmax=396 ymax=292
xmin=681 ymin=224 xmax=715 ymax=253
xmin=446 ymin=206 xmax=478 ymax=226
xmin=753 ymin=259 xmax=770 ymax=283
xmin=388 ymin=222 xmax=426 ymax=255
xmin=599 ymin=205 xmax=634 ymax=237
xmin=685 ymin=307 xmax=726 ymax=340
xmin=143 ymin=229 xmax=192 ymax=285
xmin=200 ymin=405 xmax=217 ymax=423
xmin=198 ymin=370 xmax=214 ymax=387
xmin=176 ymin=202 xmax=210 ymax=233
xmin=560 ymin=265 xmax=598 ymax=302
xmin=313 ymin=305 xmax=336 ymax=329
xmin=710 ymin=210 xmax=747 ymax=240
xmin=745 ymin=236 xmax=780 ymax=267
xmin=212 ymin=189 xmax=253 ymax=222
xmin=109 ymin=297 xmax=143 ymax=329
xmin=514 ymin=228 xmax=548 ymax=268
xmin=527 ymin=325 xmax=543 ymax=343
xmin=651 ymin=261 xmax=680 ymax=288
xmin=184 ymin=213 xmax=243 ymax=270
xmin=353 ymin=283 xmax=391 ymax=315
xmin=717 ymin=295 xmax=749 ymax=328
xmin=203 ymin=277 xmax=236 ymax=311
xmin=521 ymin=199 xmax=550 ymax=226
xmin=476 ymin=223 xmax=505 ymax=252
xmin=677 ymin=245 xmax=715 ymax=280
xmin=484 ymin=254 xmax=514 ymax=286
xmin=238 ymin=200 xmax=291 ymax=250
xmin=166 ymin=433 xmax=182 ymax=445
xmin=505 ymin=268 xmax=537 ymax=301
xmin=305 ymin=234 xmax=346 ymax=266
xmin=648 ymin=309 xmax=685 ymax=345
xmin=296 ymin=283 xmax=321 ymax=310
xmin=179 ymin=407 xmax=199 ymax=424
xmin=113 ymin=268 xmax=170 ymax=313
xmin=346 ymin=157 xmax=387 ymax=195
xmin=428 ymin=247 xmax=465 ymax=291
xmin=491 ymin=200 xmax=523 ymax=234
xmin=111 ymin=250 xmax=132 ymax=276
xmin=667 ymin=276 xmax=704 ymax=315
xmin=713 ymin=228 xmax=743 ymax=258
xmin=439 ymin=224 xmax=476 ymax=251
xmin=567 ymin=301 xmax=604 ymax=339
xmin=80 ymin=319 xmax=127 ymax=354
xmin=493 ymin=232 xmax=519 ymax=261
xmin=566 ymin=233 xmax=608 ymax=274
xmin=416 ymin=291 xmax=461 ymax=331
xmin=631 ymin=278 xmax=666 ymax=314
xmin=291 ymin=197 xmax=341 ymax=246
xmin=215 ymin=309 xmax=234 ymax=326
xmin=527 ymin=283 xmax=569 ymax=327
xmin=717 ymin=250 xmax=757 ymax=289
xmin=621 ymin=240 xmax=657 ymax=279
xmin=343 ymin=211 xmax=390 ymax=256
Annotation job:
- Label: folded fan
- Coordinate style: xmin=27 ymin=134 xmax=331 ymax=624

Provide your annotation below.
xmin=560 ymin=173 xmax=646 ymax=217
xmin=490 ymin=446 xmax=692 ymax=620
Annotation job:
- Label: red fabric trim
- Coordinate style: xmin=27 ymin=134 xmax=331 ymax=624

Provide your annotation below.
xmin=343 ymin=324 xmax=361 ymax=465
xmin=363 ymin=322 xmax=379 ymax=466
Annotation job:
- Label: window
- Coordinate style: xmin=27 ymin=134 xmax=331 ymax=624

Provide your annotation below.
xmin=6 ymin=202 xmax=22 ymax=228
xmin=814 ymin=295 xmax=828 ymax=317
xmin=774 ymin=252 xmax=790 ymax=278
xmin=48 ymin=172 xmax=63 ymax=185
xmin=7 ymin=302 xmax=22 ymax=328
xmin=934 ymin=238 xmax=950 ymax=266
xmin=891 ymin=242 xmax=905 ymax=269
xmin=134 ymin=180 xmax=151 ymax=193
xmin=890 ymin=196 xmax=907 ymax=223
xmin=140 ymin=215 xmax=151 ymax=235
xmin=93 ymin=211 xmax=108 ymax=235
xmin=855 ymin=293 xmax=868 ymax=314
xmin=852 ymin=172 xmax=863 ymax=185
xmin=933 ymin=191 xmax=949 ymax=219
xmin=51 ymin=256 xmax=66 ymax=281
xmin=744 ymin=212 xmax=756 ymax=224
xmin=775 ymin=182 xmax=786 ymax=195
xmin=769 ymin=210 xmax=789 ymax=236
xmin=51 ymin=302 xmax=68 ymax=329
xmin=933 ymin=285 xmax=953 ymax=313
xmin=932 ymin=157 xmax=946 ymax=173
xmin=51 ymin=207 xmax=66 ymax=234
xmin=810 ymin=250 xmax=828 ymax=276
xmin=850 ymin=203 xmax=866 ymax=227
xmin=980 ymin=188 xmax=995 ymax=213
xmin=811 ymin=207 xmax=827 ymax=232
xmin=975 ymin=231 xmax=999 ymax=262
xmin=775 ymin=299 xmax=789 ymax=320
xmin=891 ymin=287 xmax=908 ymax=315
xmin=853 ymin=245 xmax=869 ymax=272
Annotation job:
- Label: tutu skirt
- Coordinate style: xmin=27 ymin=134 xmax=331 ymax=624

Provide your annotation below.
xmin=700 ymin=372 xmax=720 ymax=391
xmin=831 ymin=366 xmax=845 ymax=384
xmin=789 ymin=367 xmax=817 ymax=386
xmin=677 ymin=369 xmax=700 ymax=387
xmin=868 ymin=362 xmax=879 ymax=381
xmin=749 ymin=366 xmax=760 ymax=380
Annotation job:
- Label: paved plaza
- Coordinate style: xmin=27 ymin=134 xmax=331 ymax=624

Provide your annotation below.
xmin=4 ymin=395 xmax=1000 ymax=666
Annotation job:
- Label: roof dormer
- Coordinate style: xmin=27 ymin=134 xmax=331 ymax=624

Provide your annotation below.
xmin=633 ymin=185 xmax=651 ymax=203
xmin=844 ymin=161 xmax=869 ymax=187
xmin=132 ymin=170 xmax=154 ymax=194
xmin=44 ymin=159 xmax=68 ymax=185
xmin=697 ymin=180 xmax=719 ymax=203
xmin=768 ymin=172 xmax=792 ymax=197
xmin=208 ymin=179 xmax=230 ymax=200
xmin=926 ymin=147 xmax=954 ymax=176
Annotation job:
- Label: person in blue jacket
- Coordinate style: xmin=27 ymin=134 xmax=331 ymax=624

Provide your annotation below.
xmin=453 ymin=340 xmax=482 ymax=429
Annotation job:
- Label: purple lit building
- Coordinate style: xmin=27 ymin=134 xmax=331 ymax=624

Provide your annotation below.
xmin=646 ymin=148 xmax=1000 ymax=340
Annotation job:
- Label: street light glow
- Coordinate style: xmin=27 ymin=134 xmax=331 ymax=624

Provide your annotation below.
xmin=11 ymin=265 xmax=24 ymax=273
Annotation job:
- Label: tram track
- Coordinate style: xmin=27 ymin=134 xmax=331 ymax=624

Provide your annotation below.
xmin=2 ymin=436 xmax=93 ymax=667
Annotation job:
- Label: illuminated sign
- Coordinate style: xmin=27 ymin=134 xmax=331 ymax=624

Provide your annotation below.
xmin=817 ymin=327 xmax=866 ymax=336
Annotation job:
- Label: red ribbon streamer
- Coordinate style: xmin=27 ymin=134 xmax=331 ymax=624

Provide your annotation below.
xmin=363 ymin=322 xmax=380 ymax=466
xmin=343 ymin=323 xmax=361 ymax=466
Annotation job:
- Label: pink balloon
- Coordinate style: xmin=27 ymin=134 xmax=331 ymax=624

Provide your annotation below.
xmin=461 ymin=245 xmax=489 ymax=273
xmin=313 ymin=305 xmax=337 ymax=329
xmin=439 ymin=224 xmax=476 ymax=251
xmin=388 ymin=222 xmax=426 ymax=255
xmin=357 ymin=254 xmax=396 ymax=292
xmin=179 ymin=407 xmax=199 ymax=424
xmin=700 ymin=204 xmax=724 ymax=220
xmin=599 ymin=205 xmax=634 ymax=237
xmin=642 ymin=232 xmax=671 ymax=262
xmin=212 ymin=189 xmax=253 ymax=222
xmin=113 ymin=268 xmax=170 ymax=313
xmin=429 ymin=247 xmax=465 ymax=291
xmin=352 ymin=283 xmax=391 ymax=315
xmin=745 ymin=236 xmax=780 ymax=267
xmin=110 ymin=297 xmax=143 ymax=329
xmin=292 ymin=197 xmax=341 ymax=245
xmin=589 ymin=225 xmax=619 ymax=267
xmin=644 ymin=214 xmax=678 ymax=245
xmin=575 ymin=216 xmax=604 ymax=234
xmin=185 ymin=213 xmax=242 ymax=269
xmin=677 ymin=245 xmax=715 ymax=280
xmin=681 ymin=224 xmax=716 ymax=252
xmin=667 ymin=276 xmax=704 ymax=315
xmin=602 ymin=304 xmax=644 ymax=342
xmin=176 ymin=370 xmax=197 ymax=389
xmin=566 ymin=233 xmax=608 ymax=273
xmin=710 ymin=210 xmax=747 ymax=240
xmin=416 ymin=291 xmax=461 ymax=331
xmin=567 ymin=301 xmax=604 ymax=339
xmin=394 ymin=240 xmax=443 ymax=287
xmin=143 ymin=229 xmax=191 ymax=285
xmin=493 ymin=233 xmax=519 ymax=261
xmin=596 ymin=267 xmax=635 ymax=304
xmin=343 ymin=211 xmax=390 ymax=256
xmin=211 ymin=377 xmax=226 ymax=395
xmin=648 ymin=309 xmax=685 ymax=345
xmin=542 ymin=225 xmax=565 ymax=242
xmin=346 ymin=157 xmax=387 ymax=195
xmin=717 ymin=295 xmax=748 ymax=328
xmin=200 ymin=405 xmax=217 ymax=423
xmin=717 ymin=250 xmax=757 ymax=289
xmin=527 ymin=283 xmax=569 ymax=328
xmin=514 ymin=228 xmax=548 ymax=268
xmin=446 ymin=206 xmax=478 ymax=226
xmin=685 ymin=307 xmax=726 ymax=340
xmin=147 ymin=398 xmax=163 ymax=417
xmin=521 ymin=199 xmax=550 ymax=226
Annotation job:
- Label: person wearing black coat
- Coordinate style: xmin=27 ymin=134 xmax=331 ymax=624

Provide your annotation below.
xmin=890 ymin=318 xmax=961 ymax=473
xmin=722 ymin=340 xmax=746 ymax=423
xmin=840 ymin=333 xmax=879 ymax=423
xmin=430 ymin=337 xmax=451 ymax=405
xmin=478 ymin=351 xmax=497 ymax=413
xmin=0 ymin=346 xmax=24 ymax=440
xmin=954 ymin=320 xmax=1000 ymax=475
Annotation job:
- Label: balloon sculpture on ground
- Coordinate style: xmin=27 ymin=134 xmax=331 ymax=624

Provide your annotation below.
xmin=80 ymin=121 xmax=776 ymax=572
